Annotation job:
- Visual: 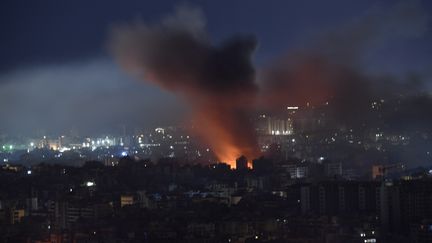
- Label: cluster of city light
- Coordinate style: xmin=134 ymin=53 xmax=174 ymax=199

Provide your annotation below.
xmin=58 ymin=147 xmax=70 ymax=152
xmin=363 ymin=239 xmax=376 ymax=243
xmin=82 ymin=142 xmax=91 ymax=148
xmin=271 ymin=130 xmax=292 ymax=135
xmin=95 ymin=137 xmax=115 ymax=146
xmin=155 ymin=127 xmax=165 ymax=134
xmin=86 ymin=181 xmax=95 ymax=187
xmin=1 ymin=145 xmax=13 ymax=150
xmin=360 ymin=231 xmax=376 ymax=243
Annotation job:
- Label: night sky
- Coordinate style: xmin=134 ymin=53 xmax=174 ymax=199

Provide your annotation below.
xmin=1 ymin=0 xmax=431 ymax=135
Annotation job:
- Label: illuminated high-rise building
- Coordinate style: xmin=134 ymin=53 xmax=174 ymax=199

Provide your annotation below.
xmin=267 ymin=117 xmax=293 ymax=135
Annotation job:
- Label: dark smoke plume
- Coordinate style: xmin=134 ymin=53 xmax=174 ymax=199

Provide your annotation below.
xmin=109 ymin=6 xmax=259 ymax=165
xmin=109 ymin=1 xmax=431 ymax=167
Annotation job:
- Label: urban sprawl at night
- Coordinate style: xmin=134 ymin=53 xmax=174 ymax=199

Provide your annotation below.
xmin=1 ymin=0 xmax=432 ymax=242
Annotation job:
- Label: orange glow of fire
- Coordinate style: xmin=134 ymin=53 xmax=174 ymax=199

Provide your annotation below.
xmin=214 ymin=146 xmax=241 ymax=169
xmin=208 ymin=137 xmax=257 ymax=169
xmin=194 ymin=110 xmax=259 ymax=169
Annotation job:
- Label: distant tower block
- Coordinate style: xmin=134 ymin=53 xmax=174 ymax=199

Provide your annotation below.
xmin=236 ymin=155 xmax=248 ymax=170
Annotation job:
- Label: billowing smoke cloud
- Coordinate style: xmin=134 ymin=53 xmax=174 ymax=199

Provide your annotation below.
xmin=109 ymin=6 xmax=259 ymax=166
xmin=109 ymin=1 xmax=431 ymax=167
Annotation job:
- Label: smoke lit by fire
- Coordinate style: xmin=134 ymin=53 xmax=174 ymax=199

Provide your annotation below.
xmin=109 ymin=6 xmax=259 ymax=167
xmin=109 ymin=2 xmax=431 ymax=167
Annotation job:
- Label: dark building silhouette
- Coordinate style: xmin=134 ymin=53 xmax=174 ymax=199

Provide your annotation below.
xmin=300 ymin=181 xmax=380 ymax=216
xmin=236 ymin=155 xmax=248 ymax=171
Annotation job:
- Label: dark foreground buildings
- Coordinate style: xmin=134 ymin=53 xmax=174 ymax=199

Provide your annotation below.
xmin=1 ymin=156 xmax=432 ymax=243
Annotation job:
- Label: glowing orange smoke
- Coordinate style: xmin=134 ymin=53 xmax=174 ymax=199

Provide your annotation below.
xmin=260 ymin=56 xmax=340 ymax=109
xmin=109 ymin=7 xmax=260 ymax=168
xmin=215 ymin=146 xmax=242 ymax=168
xmin=193 ymin=101 xmax=259 ymax=169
